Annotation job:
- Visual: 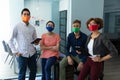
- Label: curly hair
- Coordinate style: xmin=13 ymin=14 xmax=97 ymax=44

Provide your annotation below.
xmin=86 ymin=18 xmax=103 ymax=30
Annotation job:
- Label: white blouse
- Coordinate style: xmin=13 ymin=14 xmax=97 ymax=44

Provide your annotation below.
xmin=87 ymin=39 xmax=94 ymax=56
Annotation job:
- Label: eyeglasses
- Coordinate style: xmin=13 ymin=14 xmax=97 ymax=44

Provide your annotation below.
xmin=23 ymin=13 xmax=30 ymax=16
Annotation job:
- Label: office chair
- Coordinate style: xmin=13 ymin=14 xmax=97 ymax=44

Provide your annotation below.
xmin=2 ymin=40 xmax=8 ymax=52
xmin=6 ymin=43 xmax=15 ymax=68
xmin=2 ymin=40 xmax=10 ymax=63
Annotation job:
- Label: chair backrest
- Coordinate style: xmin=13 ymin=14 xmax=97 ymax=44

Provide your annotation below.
xmin=6 ymin=43 xmax=13 ymax=56
xmin=2 ymin=40 xmax=8 ymax=52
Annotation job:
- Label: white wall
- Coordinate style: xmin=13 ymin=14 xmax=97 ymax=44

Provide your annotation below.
xmin=59 ymin=0 xmax=104 ymax=35
xmin=0 ymin=0 xmax=23 ymax=42
xmin=8 ymin=0 xmax=104 ymax=39
xmin=52 ymin=1 xmax=59 ymax=34
xmin=71 ymin=0 xmax=104 ymax=35
xmin=25 ymin=0 xmax=52 ymax=38
xmin=3 ymin=0 xmax=24 ymax=42
xmin=59 ymin=0 xmax=69 ymax=11
xmin=9 ymin=0 xmax=24 ymax=30
xmin=0 ymin=0 xmax=12 ymax=52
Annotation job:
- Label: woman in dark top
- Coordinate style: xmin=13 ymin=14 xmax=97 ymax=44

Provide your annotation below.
xmin=78 ymin=18 xmax=118 ymax=80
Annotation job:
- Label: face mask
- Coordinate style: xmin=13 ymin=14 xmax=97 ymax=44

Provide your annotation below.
xmin=22 ymin=15 xmax=30 ymax=22
xmin=72 ymin=27 xmax=80 ymax=33
xmin=46 ymin=26 xmax=54 ymax=32
xmin=88 ymin=25 xmax=98 ymax=31
xmin=33 ymin=44 xmax=41 ymax=53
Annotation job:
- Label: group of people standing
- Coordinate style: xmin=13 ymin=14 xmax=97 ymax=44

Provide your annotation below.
xmin=9 ymin=8 xmax=118 ymax=80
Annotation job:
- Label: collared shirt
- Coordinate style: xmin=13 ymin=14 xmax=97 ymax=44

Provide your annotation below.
xmin=66 ymin=31 xmax=87 ymax=63
xmin=9 ymin=22 xmax=37 ymax=58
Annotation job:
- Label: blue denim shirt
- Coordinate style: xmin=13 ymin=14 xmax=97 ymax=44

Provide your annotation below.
xmin=65 ymin=31 xmax=87 ymax=63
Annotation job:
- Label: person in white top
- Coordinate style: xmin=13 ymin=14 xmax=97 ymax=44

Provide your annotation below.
xmin=78 ymin=18 xmax=118 ymax=80
xmin=9 ymin=8 xmax=37 ymax=80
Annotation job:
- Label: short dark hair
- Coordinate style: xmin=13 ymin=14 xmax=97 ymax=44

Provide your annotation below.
xmin=86 ymin=18 xmax=103 ymax=30
xmin=21 ymin=8 xmax=30 ymax=15
xmin=46 ymin=21 xmax=55 ymax=27
xmin=72 ymin=19 xmax=81 ymax=25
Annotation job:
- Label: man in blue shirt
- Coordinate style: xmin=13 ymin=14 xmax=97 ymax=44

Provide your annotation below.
xmin=59 ymin=19 xmax=87 ymax=80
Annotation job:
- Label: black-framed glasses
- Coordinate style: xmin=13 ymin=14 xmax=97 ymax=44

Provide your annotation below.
xmin=23 ymin=13 xmax=30 ymax=16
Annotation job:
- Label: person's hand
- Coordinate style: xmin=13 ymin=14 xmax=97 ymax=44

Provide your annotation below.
xmin=52 ymin=46 xmax=57 ymax=50
xmin=16 ymin=52 xmax=22 ymax=57
xmin=67 ymin=56 xmax=74 ymax=65
xmin=77 ymin=62 xmax=83 ymax=71
xmin=92 ymin=56 xmax=101 ymax=62
xmin=76 ymin=50 xmax=81 ymax=54
xmin=50 ymin=46 xmax=58 ymax=51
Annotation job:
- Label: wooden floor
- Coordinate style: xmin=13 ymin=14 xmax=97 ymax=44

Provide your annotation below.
xmin=104 ymin=55 xmax=120 ymax=80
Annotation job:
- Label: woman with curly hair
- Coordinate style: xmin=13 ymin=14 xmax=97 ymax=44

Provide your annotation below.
xmin=78 ymin=18 xmax=118 ymax=80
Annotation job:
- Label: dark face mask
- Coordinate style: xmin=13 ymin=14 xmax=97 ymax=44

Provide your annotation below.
xmin=46 ymin=26 xmax=54 ymax=32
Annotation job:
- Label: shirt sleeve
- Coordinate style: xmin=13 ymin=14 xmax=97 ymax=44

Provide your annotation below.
xmin=102 ymin=34 xmax=118 ymax=57
xmin=32 ymin=27 xmax=37 ymax=40
xmin=8 ymin=26 xmax=18 ymax=54
xmin=56 ymin=34 xmax=61 ymax=44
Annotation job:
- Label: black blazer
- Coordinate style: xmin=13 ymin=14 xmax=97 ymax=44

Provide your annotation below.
xmin=86 ymin=33 xmax=118 ymax=57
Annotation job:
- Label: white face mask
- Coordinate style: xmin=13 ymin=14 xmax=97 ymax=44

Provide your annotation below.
xmin=33 ymin=44 xmax=41 ymax=53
